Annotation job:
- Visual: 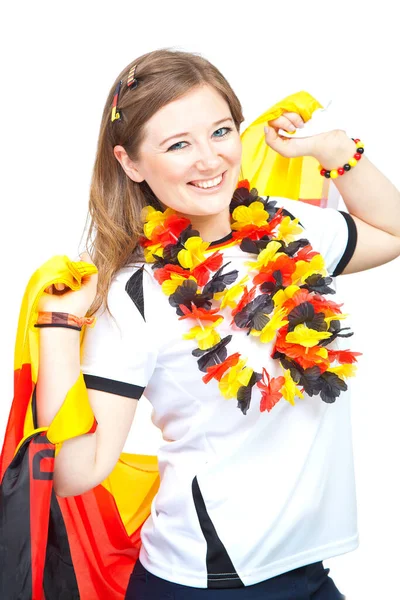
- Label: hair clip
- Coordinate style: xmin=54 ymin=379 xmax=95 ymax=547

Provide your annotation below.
xmin=111 ymin=80 xmax=122 ymax=122
xmin=127 ymin=64 xmax=138 ymax=89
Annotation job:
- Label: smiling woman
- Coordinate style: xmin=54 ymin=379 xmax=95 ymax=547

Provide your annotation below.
xmin=3 ymin=46 xmax=400 ymax=600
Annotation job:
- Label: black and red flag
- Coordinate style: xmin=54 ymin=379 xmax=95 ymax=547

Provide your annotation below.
xmin=0 ymin=256 xmax=160 ymax=599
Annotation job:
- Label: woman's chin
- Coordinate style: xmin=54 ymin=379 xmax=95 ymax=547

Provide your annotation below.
xmin=181 ymin=199 xmax=232 ymax=219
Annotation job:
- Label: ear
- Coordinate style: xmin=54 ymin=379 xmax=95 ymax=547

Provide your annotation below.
xmin=113 ymin=145 xmax=145 ymax=183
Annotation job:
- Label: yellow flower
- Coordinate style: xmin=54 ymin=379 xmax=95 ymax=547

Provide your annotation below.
xmin=280 ymin=368 xmax=304 ymax=406
xmin=183 ymin=318 xmax=223 ymax=350
xmin=231 ymin=201 xmax=270 ymax=230
xmin=161 ymin=274 xmax=196 ymax=296
xmin=272 ymin=285 xmax=301 ymax=308
xmin=245 ymin=241 xmax=284 ymax=270
xmin=218 ymin=359 xmax=254 ymax=399
xmin=327 ymin=364 xmax=357 ymax=379
xmin=276 ymin=216 xmax=303 ymax=243
xmin=220 ymin=276 xmax=249 ymax=309
xmin=177 ymin=237 xmax=210 ymax=269
xmin=142 ymin=206 xmax=175 ymax=238
xmin=292 ymin=254 xmax=327 ymax=284
xmin=144 ymin=243 xmax=163 ymax=263
xmin=250 ymin=307 xmax=289 ymax=343
xmin=214 ymin=291 xmax=225 ymax=300
xmin=285 ymin=324 xmax=332 ymax=347
xmin=316 ymin=347 xmax=328 ymax=360
xmin=324 ymin=314 xmax=348 ymax=327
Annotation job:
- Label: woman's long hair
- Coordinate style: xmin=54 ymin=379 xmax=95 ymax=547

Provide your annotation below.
xmin=85 ymin=48 xmax=245 ymax=315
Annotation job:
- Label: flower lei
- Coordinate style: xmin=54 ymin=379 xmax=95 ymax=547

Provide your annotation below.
xmin=139 ymin=181 xmax=361 ymax=415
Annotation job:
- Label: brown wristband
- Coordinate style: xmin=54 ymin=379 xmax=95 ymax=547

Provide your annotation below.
xmin=35 ymin=311 xmax=96 ymax=331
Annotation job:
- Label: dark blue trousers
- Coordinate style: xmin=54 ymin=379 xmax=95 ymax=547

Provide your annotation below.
xmin=125 ymin=558 xmax=346 ymax=599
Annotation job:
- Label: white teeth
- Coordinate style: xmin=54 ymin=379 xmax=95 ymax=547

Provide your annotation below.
xmin=191 ymin=174 xmax=223 ymax=189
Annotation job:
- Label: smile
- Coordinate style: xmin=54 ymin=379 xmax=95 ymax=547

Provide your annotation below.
xmin=188 ymin=171 xmax=226 ymax=191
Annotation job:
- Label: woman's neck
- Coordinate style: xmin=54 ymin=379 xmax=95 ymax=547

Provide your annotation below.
xmin=181 ymin=207 xmax=232 ymax=243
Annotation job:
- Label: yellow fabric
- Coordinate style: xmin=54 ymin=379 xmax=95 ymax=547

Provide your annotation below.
xmin=102 ymin=453 xmax=159 ymax=536
xmin=13 ymin=254 xmax=160 ymax=536
xmin=14 ymin=256 xmax=97 ymax=442
xmin=240 ymin=90 xmax=328 ymax=202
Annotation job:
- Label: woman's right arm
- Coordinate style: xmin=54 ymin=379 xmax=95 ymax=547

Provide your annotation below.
xmin=36 ymin=327 xmax=138 ymax=497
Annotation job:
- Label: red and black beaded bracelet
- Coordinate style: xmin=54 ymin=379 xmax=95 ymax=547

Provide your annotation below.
xmin=319 ymin=138 xmax=365 ymax=179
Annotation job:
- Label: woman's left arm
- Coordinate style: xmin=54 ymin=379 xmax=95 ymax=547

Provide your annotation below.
xmin=265 ymin=119 xmax=400 ymax=275
xmin=312 ymin=130 xmax=400 ymax=274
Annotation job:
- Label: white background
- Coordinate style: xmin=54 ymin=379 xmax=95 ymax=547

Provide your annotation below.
xmin=1 ymin=2 xmax=399 ymax=598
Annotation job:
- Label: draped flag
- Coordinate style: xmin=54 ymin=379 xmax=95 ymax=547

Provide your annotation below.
xmin=0 ymin=90 xmax=334 ymax=599
xmin=240 ymin=90 xmax=339 ymax=208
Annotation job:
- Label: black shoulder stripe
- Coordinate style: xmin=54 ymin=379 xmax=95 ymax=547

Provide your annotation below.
xmin=332 ymin=211 xmax=358 ymax=277
xmin=83 ymin=374 xmax=144 ymax=399
xmin=125 ymin=265 xmax=145 ymax=321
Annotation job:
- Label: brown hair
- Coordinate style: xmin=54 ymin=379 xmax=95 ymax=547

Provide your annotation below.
xmin=84 ymin=48 xmax=245 ymax=315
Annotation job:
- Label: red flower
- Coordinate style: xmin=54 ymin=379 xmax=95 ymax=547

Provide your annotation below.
xmin=148 ymin=215 xmax=191 ymax=247
xmin=282 ymin=289 xmax=315 ymax=313
xmin=178 ymin=303 xmax=221 ymax=323
xmin=153 ymin=264 xmax=190 ymax=284
xmin=327 ymin=349 xmax=362 ymax=364
xmin=295 ymin=244 xmax=319 ymax=262
xmin=232 ymin=223 xmax=276 ymax=242
xmin=231 ymin=285 xmax=257 ymax=320
xmin=275 ymin=339 xmax=330 ymax=370
xmin=157 ymin=214 xmax=192 ymax=245
xmin=237 ymin=179 xmax=250 ymax=190
xmin=202 ymin=352 xmax=241 ymax=383
xmin=191 ymin=251 xmax=224 ymax=287
xmin=311 ymin=295 xmax=344 ymax=315
xmin=273 ymin=326 xmax=331 ymax=371
xmin=257 ymin=368 xmax=285 ymax=412
xmin=139 ymin=235 xmax=158 ymax=248
xmin=267 ymin=208 xmax=285 ymax=231
xmin=253 ymin=255 xmax=296 ymax=287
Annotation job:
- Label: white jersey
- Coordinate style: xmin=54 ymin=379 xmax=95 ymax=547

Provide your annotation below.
xmin=81 ymin=196 xmax=359 ymax=588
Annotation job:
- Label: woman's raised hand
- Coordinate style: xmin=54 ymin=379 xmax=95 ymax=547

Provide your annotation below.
xmin=38 ymin=251 xmax=99 ymax=317
xmin=264 ymin=110 xmax=339 ymax=159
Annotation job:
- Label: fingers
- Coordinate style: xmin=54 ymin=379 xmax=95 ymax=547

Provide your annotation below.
xmin=264 ymin=128 xmax=292 ymax=157
xmin=264 ymin=123 xmax=315 ymax=159
xmin=268 ymin=113 xmax=305 ymax=134
xmin=44 ymin=283 xmax=67 ymax=295
xmin=284 ymin=112 xmax=305 ymax=129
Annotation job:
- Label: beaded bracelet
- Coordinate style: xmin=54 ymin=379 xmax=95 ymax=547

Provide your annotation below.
xmin=319 ymin=138 xmax=365 ymax=179
xmin=34 ymin=311 xmax=96 ymax=332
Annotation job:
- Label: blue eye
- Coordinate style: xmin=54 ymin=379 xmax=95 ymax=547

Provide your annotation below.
xmin=213 ymin=127 xmax=232 ymax=137
xmin=168 ymin=141 xmax=186 ymax=152
xmin=167 ymin=126 xmax=233 ymax=152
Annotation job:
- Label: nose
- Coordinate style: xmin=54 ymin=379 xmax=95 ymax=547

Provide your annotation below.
xmin=194 ymin=141 xmax=222 ymax=173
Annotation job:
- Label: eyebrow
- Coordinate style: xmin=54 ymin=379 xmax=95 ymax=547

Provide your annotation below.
xmin=160 ymin=117 xmax=234 ymax=146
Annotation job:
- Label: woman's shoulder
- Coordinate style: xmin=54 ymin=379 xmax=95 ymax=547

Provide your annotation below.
xmin=262 ymin=194 xmax=345 ymax=234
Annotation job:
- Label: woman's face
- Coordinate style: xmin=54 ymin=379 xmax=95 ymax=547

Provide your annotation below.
xmin=118 ymin=84 xmax=242 ymax=222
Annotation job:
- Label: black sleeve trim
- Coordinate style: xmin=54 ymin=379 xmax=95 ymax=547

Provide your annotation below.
xmin=83 ymin=374 xmax=144 ymax=399
xmin=331 ymin=211 xmax=358 ymax=277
